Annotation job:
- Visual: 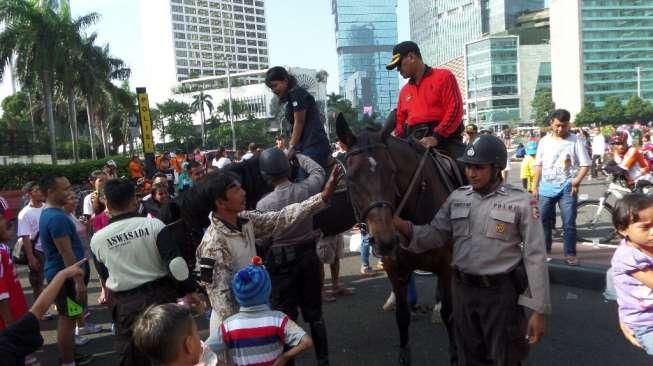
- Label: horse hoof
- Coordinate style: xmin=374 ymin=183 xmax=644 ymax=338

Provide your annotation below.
xmin=399 ymin=347 xmax=411 ymax=366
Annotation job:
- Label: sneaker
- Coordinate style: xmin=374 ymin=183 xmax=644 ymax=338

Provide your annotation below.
xmin=76 ymin=322 xmax=103 ymax=336
xmin=360 ymin=265 xmax=374 ymax=276
xmin=41 ymin=310 xmax=56 ymax=321
xmin=382 ymin=292 xmax=396 ymax=311
xmin=74 ymin=334 xmax=90 ymax=346
xmin=24 ymin=354 xmax=40 ymax=366
xmin=565 ymin=256 xmax=579 ymax=266
xmin=74 ymin=352 xmax=94 ymax=366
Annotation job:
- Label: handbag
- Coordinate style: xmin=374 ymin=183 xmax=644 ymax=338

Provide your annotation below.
xmin=12 ymin=237 xmax=27 ymax=265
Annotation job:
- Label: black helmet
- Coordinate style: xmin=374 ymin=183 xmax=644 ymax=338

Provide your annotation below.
xmin=259 ymin=147 xmax=290 ymax=177
xmin=458 ymin=135 xmax=507 ymax=170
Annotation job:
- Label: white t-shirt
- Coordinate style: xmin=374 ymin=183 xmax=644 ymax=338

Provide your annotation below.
xmin=215 ymin=157 xmax=232 ymax=169
xmin=83 ymin=193 xmax=93 ymax=216
xmin=17 ymin=204 xmax=44 ymax=252
xmin=241 ymin=152 xmax=254 ymax=160
xmin=91 ymin=216 xmax=167 ymax=292
xmin=591 ymin=134 xmax=606 ymax=157
xmin=535 ymin=133 xmax=591 ymax=195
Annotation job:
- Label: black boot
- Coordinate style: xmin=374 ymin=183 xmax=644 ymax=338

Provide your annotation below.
xmin=309 ymin=319 xmax=330 ymax=366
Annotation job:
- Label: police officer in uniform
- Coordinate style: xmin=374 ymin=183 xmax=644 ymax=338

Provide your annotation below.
xmin=386 ymin=41 xmax=465 ymax=159
xmin=256 ymin=148 xmax=330 ymax=366
xmin=393 ymin=135 xmax=551 ymax=365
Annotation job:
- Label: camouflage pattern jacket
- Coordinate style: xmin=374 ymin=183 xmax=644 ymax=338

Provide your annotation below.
xmin=197 ymin=192 xmax=327 ymax=325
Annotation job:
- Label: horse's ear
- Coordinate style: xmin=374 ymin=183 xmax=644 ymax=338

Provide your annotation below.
xmin=380 ymin=109 xmax=396 ymax=143
xmin=336 ymin=113 xmax=356 ymax=147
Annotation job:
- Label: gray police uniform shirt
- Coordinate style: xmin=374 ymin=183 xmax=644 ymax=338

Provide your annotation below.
xmin=405 ymin=184 xmax=552 ymax=314
xmin=256 ymin=154 xmax=326 ymax=248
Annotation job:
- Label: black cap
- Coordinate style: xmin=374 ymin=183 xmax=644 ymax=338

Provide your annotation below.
xmin=386 ymin=41 xmax=421 ymax=70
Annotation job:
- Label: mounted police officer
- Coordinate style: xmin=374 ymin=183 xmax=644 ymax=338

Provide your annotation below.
xmin=256 ymin=147 xmax=330 ymax=366
xmin=386 ymin=41 xmax=465 ymax=159
xmin=393 ymin=135 xmax=551 ymax=365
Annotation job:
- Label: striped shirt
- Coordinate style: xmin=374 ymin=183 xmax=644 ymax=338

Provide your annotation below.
xmin=206 ymin=305 xmax=306 ymax=366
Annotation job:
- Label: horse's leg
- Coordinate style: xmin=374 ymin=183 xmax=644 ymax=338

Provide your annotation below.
xmin=438 ymin=266 xmax=458 ymax=366
xmin=387 ymin=262 xmax=412 ymax=366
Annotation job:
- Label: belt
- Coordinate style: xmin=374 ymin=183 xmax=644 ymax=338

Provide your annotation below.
xmin=453 ymin=268 xmax=512 ymax=288
xmin=113 ymin=276 xmax=172 ymax=298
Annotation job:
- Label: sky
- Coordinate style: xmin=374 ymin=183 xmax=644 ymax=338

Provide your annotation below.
xmin=0 ymin=0 xmax=411 ymax=102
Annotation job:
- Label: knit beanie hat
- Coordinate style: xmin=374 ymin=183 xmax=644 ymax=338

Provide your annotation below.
xmin=232 ymin=256 xmax=271 ymax=307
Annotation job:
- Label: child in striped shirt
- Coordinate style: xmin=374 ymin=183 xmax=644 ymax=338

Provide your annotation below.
xmin=206 ymin=257 xmax=313 ymax=366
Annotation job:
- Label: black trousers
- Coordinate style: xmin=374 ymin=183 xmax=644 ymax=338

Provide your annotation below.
xmin=452 ymin=276 xmax=529 ymax=366
xmin=111 ymin=278 xmax=179 ymax=366
xmin=265 ymin=243 xmax=329 ymax=365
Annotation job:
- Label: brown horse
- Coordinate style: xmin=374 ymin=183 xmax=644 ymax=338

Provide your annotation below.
xmin=336 ymin=113 xmax=460 ymax=365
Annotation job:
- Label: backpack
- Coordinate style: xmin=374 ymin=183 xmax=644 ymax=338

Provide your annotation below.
xmin=12 ymin=231 xmax=39 ymax=265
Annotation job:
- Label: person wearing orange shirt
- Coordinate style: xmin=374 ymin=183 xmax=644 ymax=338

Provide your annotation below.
xmin=128 ymin=156 xmax=144 ymax=183
xmin=610 ymin=131 xmax=651 ymax=187
xmin=172 ymin=149 xmax=187 ymax=174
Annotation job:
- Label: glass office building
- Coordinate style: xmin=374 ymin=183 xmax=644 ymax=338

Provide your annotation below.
xmin=466 ymin=36 xmax=520 ymax=127
xmin=332 ymin=0 xmax=399 ymax=118
xmin=409 ymin=0 xmax=545 ymax=67
xmin=581 ymin=0 xmax=653 ymax=106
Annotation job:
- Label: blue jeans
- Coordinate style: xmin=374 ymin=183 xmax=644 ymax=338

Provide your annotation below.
xmin=360 ymin=233 xmax=370 ymax=267
xmin=539 ymin=183 xmax=578 ymax=256
xmin=408 ymin=274 xmax=417 ymax=306
xmin=634 ymin=326 xmax=653 ymax=356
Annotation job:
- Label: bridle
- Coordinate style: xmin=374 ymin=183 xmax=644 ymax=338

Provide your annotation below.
xmin=343 ymin=142 xmax=397 ymax=223
xmin=343 ymin=139 xmax=429 ymax=223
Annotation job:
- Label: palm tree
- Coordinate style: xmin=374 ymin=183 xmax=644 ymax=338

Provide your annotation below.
xmin=0 ymin=0 xmax=64 ymax=164
xmin=54 ymin=4 xmax=99 ymax=162
xmin=190 ymin=91 xmax=213 ymax=148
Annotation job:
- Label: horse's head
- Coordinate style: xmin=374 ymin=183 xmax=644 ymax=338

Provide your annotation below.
xmin=336 ymin=112 xmax=399 ymax=256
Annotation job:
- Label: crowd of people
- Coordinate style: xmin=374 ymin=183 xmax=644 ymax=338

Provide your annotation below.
xmin=0 ymin=41 xmax=652 ymax=366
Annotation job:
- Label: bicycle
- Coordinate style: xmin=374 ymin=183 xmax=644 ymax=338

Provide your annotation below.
xmin=575 ymin=167 xmax=652 ymax=244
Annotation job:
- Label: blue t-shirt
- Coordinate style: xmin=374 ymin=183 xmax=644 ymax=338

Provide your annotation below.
xmin=39 ymin=207 xmax=86 ymax=281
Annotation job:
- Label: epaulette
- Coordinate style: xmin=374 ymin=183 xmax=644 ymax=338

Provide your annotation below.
xmin=456 ymin=185 xmax=472 ymax=191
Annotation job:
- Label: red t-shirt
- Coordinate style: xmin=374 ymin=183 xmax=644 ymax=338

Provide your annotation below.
xmin=394 ymin=67 xmax=464 ymax=139
xmin=0 ymin=243 xmax=28 ymax=330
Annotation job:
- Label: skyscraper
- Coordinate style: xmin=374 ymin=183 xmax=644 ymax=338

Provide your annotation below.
xmin=169 ymin=0 xmax=268 ymax=81
xmin=141 ymin=0 xmax=269 ymax=104
xmin=332 ymin=0 xmax=399 ymax=118
xmin=551 ymin=0 xmax=653 ymax=118
xmin=409 ymin=0 xmax=545 ymax=67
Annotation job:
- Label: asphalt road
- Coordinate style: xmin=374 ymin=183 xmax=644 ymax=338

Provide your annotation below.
xmin=24 ymin=253 xmax=650 ymax=366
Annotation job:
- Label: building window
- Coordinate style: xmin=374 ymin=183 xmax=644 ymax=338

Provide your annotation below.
xmin=175 ymin=41 xmax=187 ymax=48
xmin=184 ymin=7 xmax=196 ymax=14
xmin=171 ymin=5 xmax=183 ymax=13
xmin=174 ymin=32 xmax=186 ymax=39
xmin=176 ymin=50 xmax=187 ymax=57
xmin=173 ymin=23 xmax=185 ymax=30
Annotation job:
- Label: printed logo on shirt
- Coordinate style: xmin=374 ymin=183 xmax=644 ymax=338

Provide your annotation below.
xmin=106 ymin=227 xmax=151 ymax=248
xmin=466 ymin=148 xmax=475 ymax=157
xmin=495 ymin=223 xmax=506 ymax=234
xmin=292 ymin=101 xmax=298 ymax=107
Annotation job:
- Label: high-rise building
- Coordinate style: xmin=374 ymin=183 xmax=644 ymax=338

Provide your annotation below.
xmin=332 ymin=0 xmax=399 ymax=118
xmin=169 ymin=0 xmax=268 ymax=81
xmin=141 ymin=0 xmax=269 ymax=104
xmin=409 ymin=0 xmax=545 ymax=67
xmin=551 ymin=0 xmax=653 ymax=118
xmin=465 ymin=36 xmax=520 ymax=127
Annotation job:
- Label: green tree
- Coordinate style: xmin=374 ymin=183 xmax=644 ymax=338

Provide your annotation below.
xmin=574 ymin=101 xmax=601 ymax=126
xmin=156 ymin=99 xmax=193 ymax=150
xmin=217 ymin=99 xmax=247 ymax=121
xmin=326 ymin=93 xmax=359 ymax=136
xmin=530 ymin=89 xmax=555 ymax=126
xmin=0 ymin=0 xmax=64 ymax=163
xmin=190 ymin=91 xmax=214 ymax=148
xmin=624 ymin=95 xmax=651 ymax=123
xmin=600 ymin=96 xmax=626 ymax=125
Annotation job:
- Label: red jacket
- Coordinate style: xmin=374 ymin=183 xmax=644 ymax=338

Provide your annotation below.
xmin=394 ymin=67 xmax=463 ymax=139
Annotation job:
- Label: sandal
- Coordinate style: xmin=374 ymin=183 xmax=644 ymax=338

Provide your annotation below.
xmin=565 ymin=256 xmax=579 ymax=266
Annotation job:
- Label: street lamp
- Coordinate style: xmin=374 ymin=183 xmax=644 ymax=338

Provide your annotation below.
xmin=473 ymin=73 xmax=480 ymax=126
xmin=216 ymin=54 xmax=237 ymax=151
